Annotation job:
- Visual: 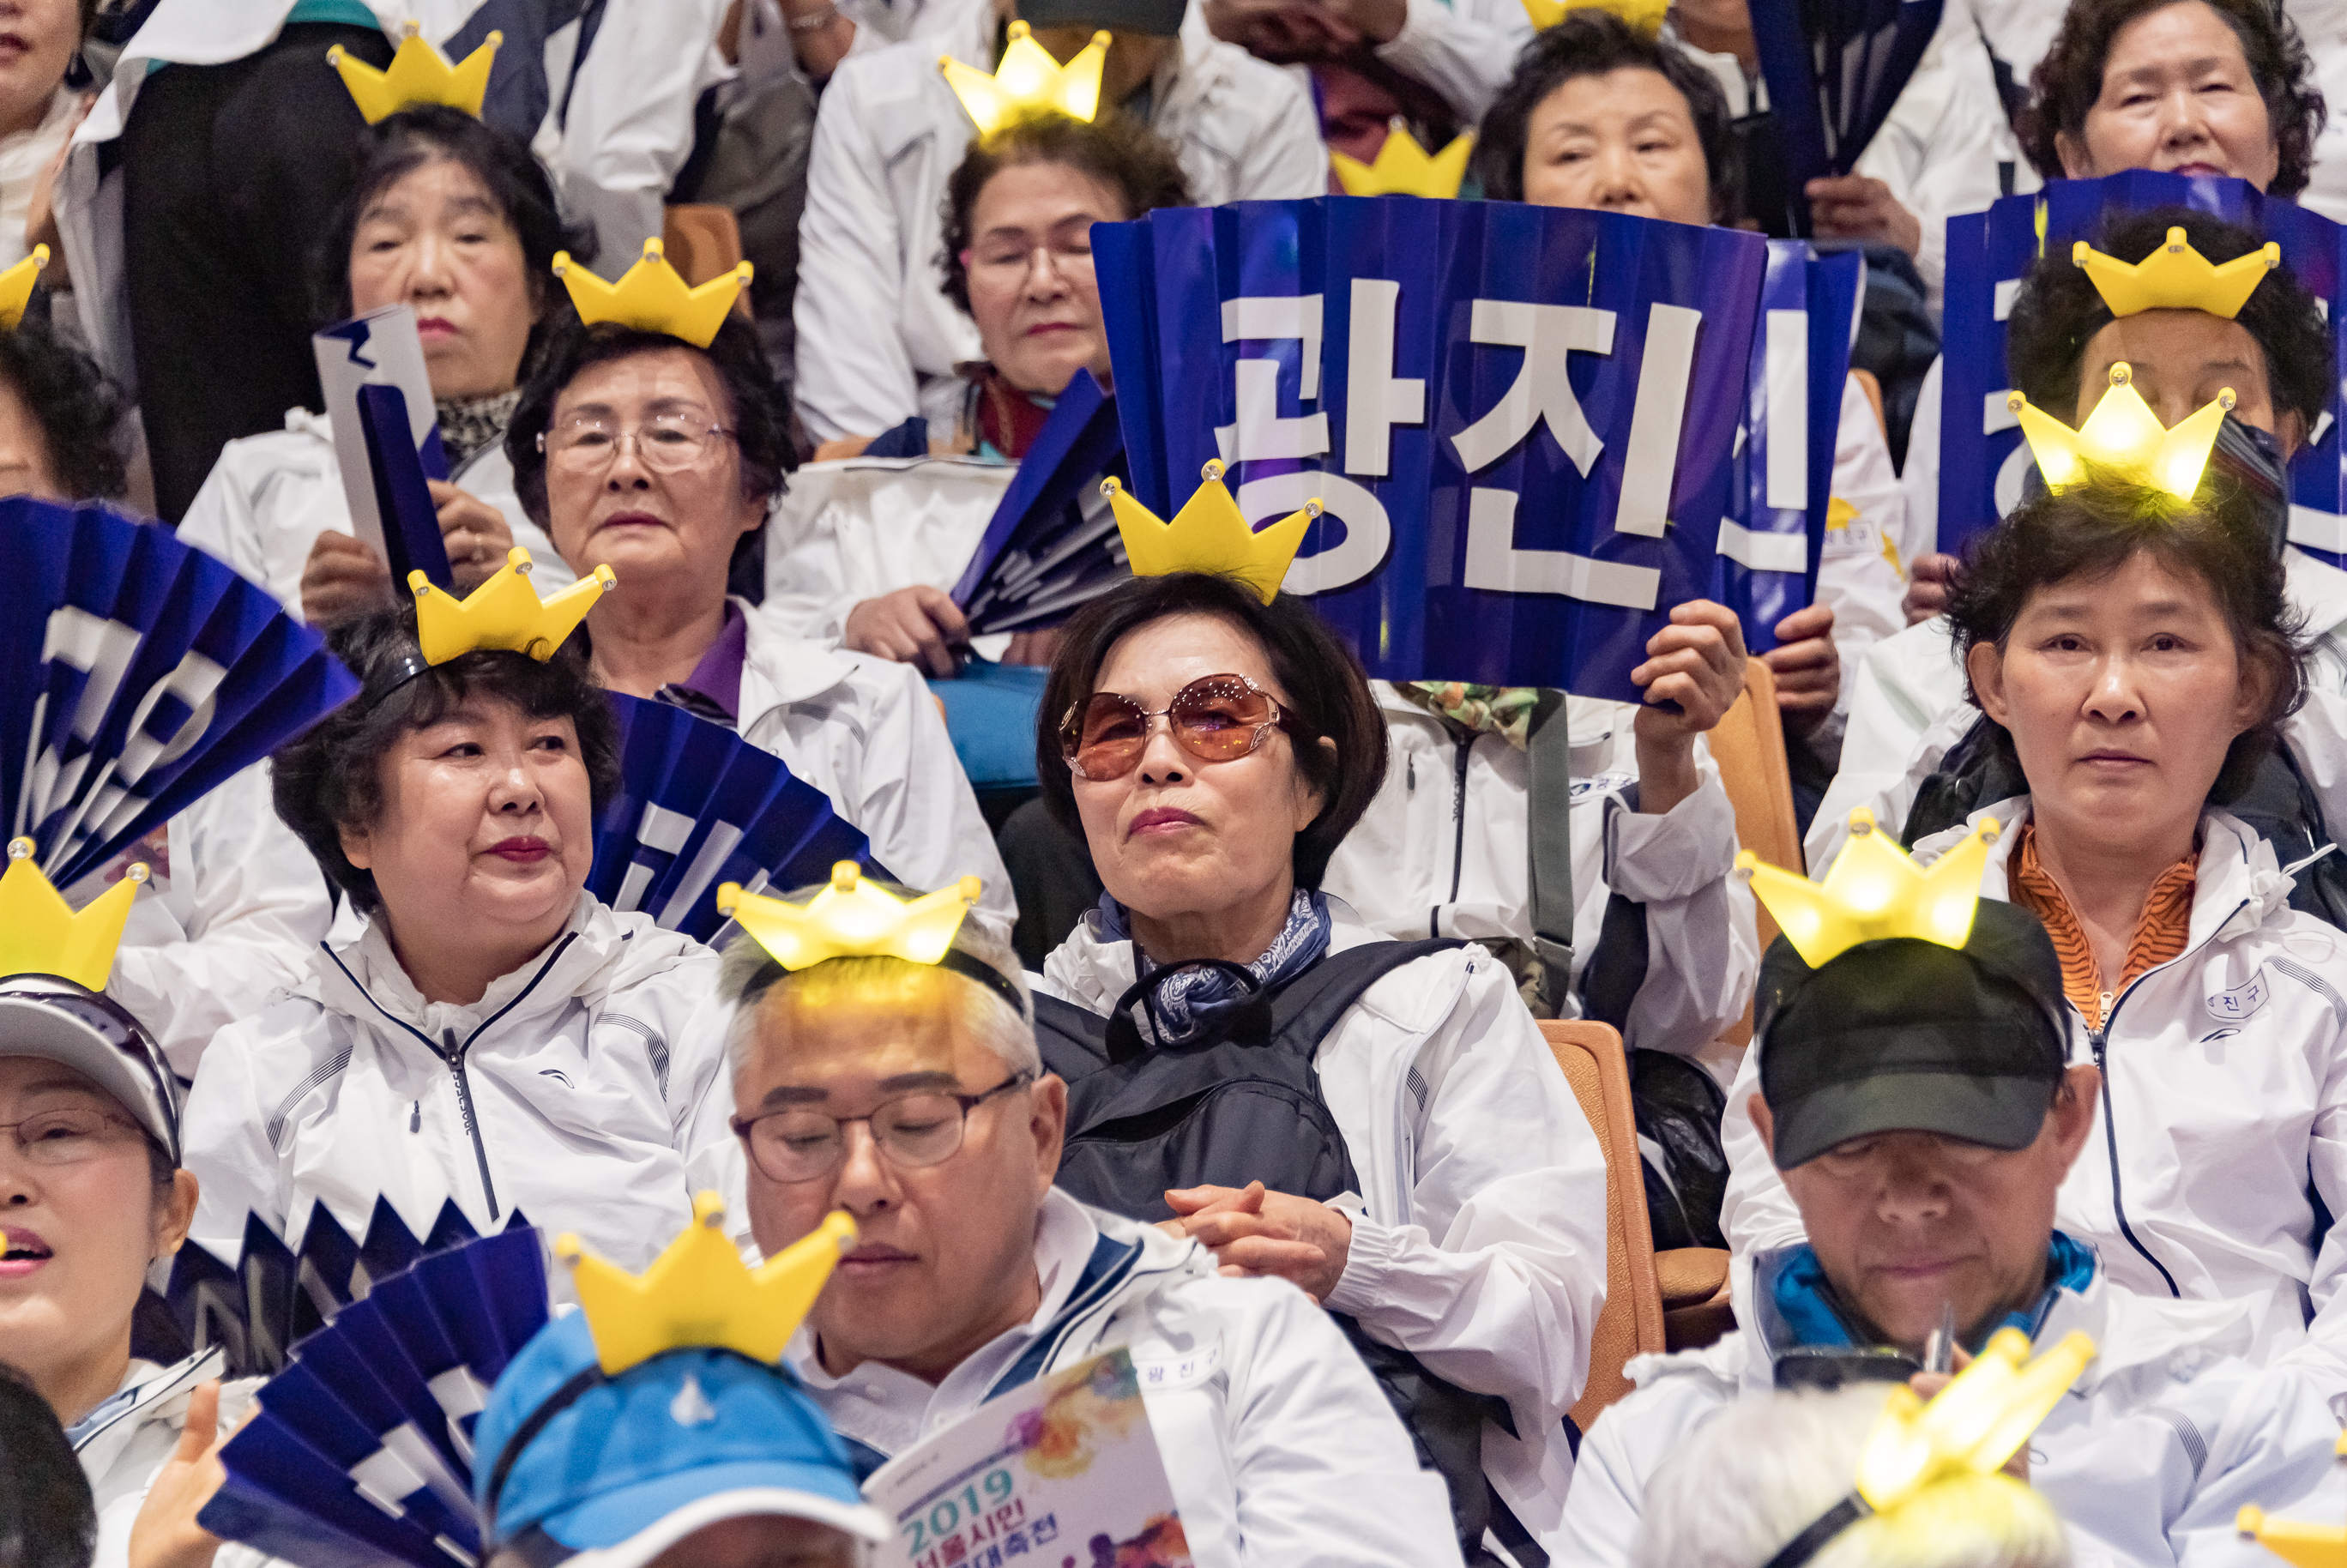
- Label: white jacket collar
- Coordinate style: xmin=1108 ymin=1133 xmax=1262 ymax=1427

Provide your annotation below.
xmin=737 ymin=598 xmax=866 ymax=717
xmin=68 ymin=1348 xmax=226 ymax=1477
xmin=1039 ymin=896 xmax=1386 ymax=1013
xmin=1911 ymin=799 xmax=2294 ymax=950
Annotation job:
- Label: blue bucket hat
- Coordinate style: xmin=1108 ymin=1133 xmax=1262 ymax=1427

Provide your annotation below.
xmin=471 ymin=1312 xmax=886 ymax=1566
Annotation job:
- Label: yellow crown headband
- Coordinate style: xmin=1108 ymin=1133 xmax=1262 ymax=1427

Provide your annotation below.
xmin=557 ymin=1192 xmax=856 ymax=1376
xmin=553 ymin=239 xmax=753 ymax=351
xmin=0 ymin=244 xmax=47 ymax=332
xmin=407 ymin=547 xmax=614 ymax=666
xmin=1102 ymin=460 xmax=1318 ymax=606
xmin=942 ymin=21 xmax=1109 ymax=136
xmin=329 ymin=21 xmax=501 ymax=124
xmin=2074 ymin=226 xmax=2280 ymax=319
xmin=0 ymin=836 xmax=144 ymax=992
xmin=1331 ymin=120 xmax=1475 ymax=199
xmin=716 ymin=864 xmax=1025 ymax=1014
xmin=2239 ymin=1434 xmax=2347 ymax=1565
xmin=2009 ymin=363 xmax=2232 ymax=504
xmin=1523 ymin=0 xmax=1668 ymax=33
xmin=1740 ymin=808 xmax=2000 ymax=968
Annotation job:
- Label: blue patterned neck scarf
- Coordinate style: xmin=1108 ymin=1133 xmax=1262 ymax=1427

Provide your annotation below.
xmin=1097 ymin=888 xmax=1333 ymax=1046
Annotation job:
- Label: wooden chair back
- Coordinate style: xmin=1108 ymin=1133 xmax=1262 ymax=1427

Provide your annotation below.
xmin=661 ymin=205 xmax=749 ymax=299
xmin=1705 ymin=657 xmax=1801 ymax=1046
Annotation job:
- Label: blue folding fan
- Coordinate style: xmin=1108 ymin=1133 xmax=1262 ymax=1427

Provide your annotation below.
xmin=1750 ymin=0 xmax=1945 ymax=232
xmin=585 ymin=693 xmax=885 ymax=942
xmin=197 ymin=1227 xmax=551 ymax=1568
xmin=0 ymin=498 xmax=360 ymax=887
xmin=950 ymin=369 xmax=1131 ymax=635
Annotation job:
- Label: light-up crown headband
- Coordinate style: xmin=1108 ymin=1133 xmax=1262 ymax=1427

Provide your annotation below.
xmin=941 ymin=21 xmax=1109 ymax=135
xmin=1101 ymin=460 xmax=1318 ymax=606
xmin=0 ymin=836 xmax=145 ymax=992
xmin=1331 ymin=120 xmax=1475 ymax=198
xmin=717 ymin=862 xmax=1023 ymax=1015
xmin=404 ymin=547 xmax=614 ymax=669
xmin=0 ymin=245 xmax=46 ymax=331
xmin=553 ymin=239 xmax=754 ymax=350
xmin=1763 ymin=1330 xmax=2097 ymax=1568
xmin=2239 ymin=1433 xmax=2347 ymax=1564
xmin=2008 ymin=363 xmax=2232 ymax=504
xmin=2074 ymin=226 xmax=2280 ymax=320
xmin=1739 ymin=809 xmax=2000 ymax=968
xmin=1523 ymin=0 xmax=1668 ymax=32
xmin=329 ymin=21 xmax=500 ymax=124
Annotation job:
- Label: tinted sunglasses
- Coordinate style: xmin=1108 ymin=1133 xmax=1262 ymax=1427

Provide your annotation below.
xmin=1060 ymin=673 xmax=1300 ymax=781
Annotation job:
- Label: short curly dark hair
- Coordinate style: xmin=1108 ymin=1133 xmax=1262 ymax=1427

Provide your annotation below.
xmin=1035 ymin=572 xmax=1388 ymax=890
xmin=1469 ymin=11 xmax=1735 ymax=215
xmin=1946 ymin=471 xmax=2307 ymax=805
xmin=937 ymin=111 xmax=1192 ymax=317
xmin=312 ymin=105 xmax=593 ymax=381
xmin=505 ymin=315 xmax=786 ymax=584
xmin=272 ymin=605 xmax=621 ymax=914
xmin=2004 ymin=206 xmax=2332 ymax=437
xmin=2018 ymin=0 xmax=2324 ymax=196
xmin=0 ymin=316 xmax=127 ymax=500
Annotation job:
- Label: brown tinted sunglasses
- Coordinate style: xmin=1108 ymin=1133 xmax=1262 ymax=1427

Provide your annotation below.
xmin=1060 ymin=673 xmax=1300 ymax=781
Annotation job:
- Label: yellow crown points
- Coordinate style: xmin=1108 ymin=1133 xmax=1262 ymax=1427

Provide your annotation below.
xmin=0 ymin=836 xmax=146 ymax=992
xmin=0 ymin=244 xmax=47 ymax=331
xmin=553 ymin=239 xmax=753 ymax=351
xmin=1855 ymin=1329 xmax=2096 ymax=1513
xmin=2010 ymin=363 xmax=2232 ymax=504
xmin=1331 ymin=120 xmax=1475 ymax=199
xmin=2234 ymin=1436 xmax=2347 ymax=1565
xmin=329 ymin=23 xmax=501 ymax=124
xmin=1740 ymin=807 xmax=2000 ymax=968
xmin=1523 ymin=0 xmax=1669 ymax=33
xmin=556 ymin=1192 xmax=856 ymax=1377
xmin=407 ymin=547 xmax=614 ymax=666
xmin=718 ymin=861 xmax=984 ymax=972
xmin=941 ymin=21 xmax=1108 ymax=136
xmin=1102 ymin=461 xmax=1317 ymax=606
xmin=2073 ymin=226 xmax=2280 ymax=320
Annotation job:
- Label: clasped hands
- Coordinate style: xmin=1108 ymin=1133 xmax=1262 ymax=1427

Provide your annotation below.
xmin=1156 ymin=1180 xmax=1354 ymax=1304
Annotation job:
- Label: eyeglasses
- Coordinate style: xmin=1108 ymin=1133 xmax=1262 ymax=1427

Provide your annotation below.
xmin=1059 ymin=673 xmax=1300 ymax=781
xmin=729 ymin=1070 xmax=1035 ymax=1185
xmin=537 ymin=413 xmax=738 ymax=474
xmin=1 ymin=1106 xmax=146 ymax=1167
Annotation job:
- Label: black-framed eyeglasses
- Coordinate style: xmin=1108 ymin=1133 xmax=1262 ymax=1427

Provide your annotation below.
xmin=729 ymin=1070 xmax=1036 ymax=1184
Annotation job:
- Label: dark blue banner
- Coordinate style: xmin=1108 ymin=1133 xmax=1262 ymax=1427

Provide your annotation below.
xmin=1938 ymin=172 xmax=2347 ymax=561
xmin=0 ymin=499 xmax=361 ymax=888
xmin=1097 ymin=196 xmax=1774 ymax=703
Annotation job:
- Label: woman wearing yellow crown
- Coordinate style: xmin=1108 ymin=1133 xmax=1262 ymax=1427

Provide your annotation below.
xmin=1720 ymin=464 xmax=2347 ymax=1384
xmin=1024 ymin=556 xmax=1611 ymax=1554
xmin=178 ymin=105 xmax=582 ymax=624
xmin=503 ymin=253 xmax=1015 ymax=937
xmin=176 ymin=589 xmax=747 ymax=1285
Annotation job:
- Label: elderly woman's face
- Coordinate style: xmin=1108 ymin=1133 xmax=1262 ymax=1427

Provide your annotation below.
xmin=1070 ymin=612 xmax=1326 ymax=928
xmin=1967 ymin=549 xmax=2263 ymax=853
xmin=340 ymin=696 xmax=594 ymax=946
xmin=543 ymin=348 xmax=763 ymax=600
xmin=962 ymin=160 xmax=1127 ymax=398
xmin=2059 ymin=0 xmax=2278 ymax=190
xmin=1521 ymin=66 xmax=1712 ymax=226
xmin=349 ymin=156 xmax=539 ymax=401
xmin=2073 ymin=311 xmax=2296 ymax=452
xmin=0 ymin=1056 xmax=194 ymax=1422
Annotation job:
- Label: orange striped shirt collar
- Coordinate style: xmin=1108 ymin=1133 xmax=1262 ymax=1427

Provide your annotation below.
xmin=2006 ymin=821 xmax=2195 ymax=1030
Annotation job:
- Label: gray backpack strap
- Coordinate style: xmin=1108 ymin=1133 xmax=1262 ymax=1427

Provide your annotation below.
xmin=1525 ymin=688 xmax=1574 ymax=1013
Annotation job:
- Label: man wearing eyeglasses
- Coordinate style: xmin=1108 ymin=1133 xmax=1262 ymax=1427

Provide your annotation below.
xmin=719 ymin=906 xmax=1465 ymax=1568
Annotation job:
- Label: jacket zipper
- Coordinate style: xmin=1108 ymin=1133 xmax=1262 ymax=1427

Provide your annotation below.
xmin=1446 ymin=736 xmax=1473 ymax=905
xmin=440 ymin=1028 xmax=500 ymax=1221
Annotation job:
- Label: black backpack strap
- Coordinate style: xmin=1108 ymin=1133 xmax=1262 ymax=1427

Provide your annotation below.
xmin=1264 ymin=939 xmax=1468 ymax=1056
xmin=1524 ymin=689 xmax=1575 ymax=1014
xmin=1032 ymin=992 xmax=1114 ymax=1088
xmin=1900 ymin=714 xmax=2024 ymax=848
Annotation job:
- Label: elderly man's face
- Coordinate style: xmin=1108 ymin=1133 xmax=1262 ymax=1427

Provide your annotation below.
xmin=734 ymin=972 xmax=1066 ymax=1384
xmin=1752 ymin=1065 xmax=2101 ymax=1354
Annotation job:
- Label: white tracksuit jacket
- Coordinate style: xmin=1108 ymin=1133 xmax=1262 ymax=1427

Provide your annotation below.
xmin=180 ymin=894 xmax=740 ymax=1274
xmin=1722 ymin=801 xmax=2347 ymax=1384
xmin=69 ymin=1351 xmax=260 ymax=1568
xmin=1805 ymin=546 xmax=2347 ymax=876
xmin=176 ymin=410 xmax=576 ymax=620
xmin=1560 ymin=1251 xmax=2347 ymax=1566
xmin=791 ymin=3 xmax=1327 ymax=443
xmin=54 ymin=0 xmax=723 ymax=395
xmin=1320 ymin=684 xmax=1759 ymax=1058
xmin=732 ymin=600 xmax=1016 ymax=933
xmin=793 ymin=1189 xmax=1465 ymax=1567
xmin=1034 ymin=906 xmax=1608 ymax=1555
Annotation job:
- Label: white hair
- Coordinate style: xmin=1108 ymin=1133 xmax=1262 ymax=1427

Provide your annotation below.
xmin=1631 ymin=1386 xmax=2070 ymax=1568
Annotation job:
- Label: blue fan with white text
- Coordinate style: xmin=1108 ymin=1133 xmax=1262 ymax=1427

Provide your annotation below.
xmin=0 ymin=498 xmax=359 ymax=886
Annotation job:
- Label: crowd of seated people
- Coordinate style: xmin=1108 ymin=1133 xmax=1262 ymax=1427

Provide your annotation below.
xmin=11 ymin=2 xmax=2347 ymax=1567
